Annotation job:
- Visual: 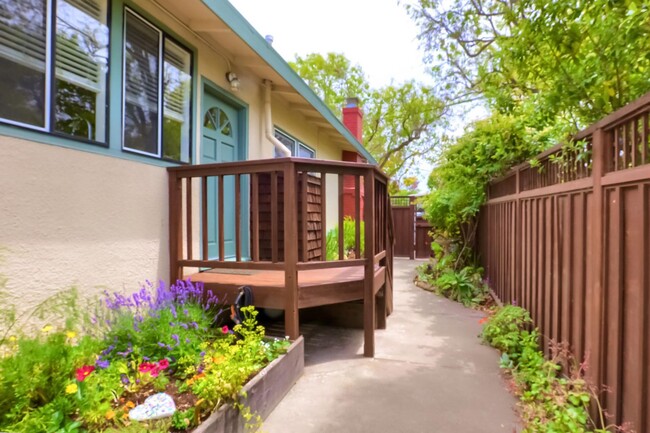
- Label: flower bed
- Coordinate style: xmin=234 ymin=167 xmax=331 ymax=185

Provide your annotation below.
xmin=0 ymin=280 xmax=299 ymax=433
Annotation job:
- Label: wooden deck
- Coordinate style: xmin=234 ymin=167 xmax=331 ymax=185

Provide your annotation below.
xmin=188 ymin=265 xmax=386 ymax=310
xmin=168 ymin=158 xmax=394 ymax=357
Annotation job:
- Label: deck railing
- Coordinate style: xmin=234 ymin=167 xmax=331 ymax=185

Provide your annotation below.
xmin=168 ymin=157 xmax=393 ymax=357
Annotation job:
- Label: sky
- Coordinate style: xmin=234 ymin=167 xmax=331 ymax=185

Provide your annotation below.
xmin=228 ymin=0 xmax=433 ymax=88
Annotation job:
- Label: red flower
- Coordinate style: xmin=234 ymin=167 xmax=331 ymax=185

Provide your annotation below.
xmin=158 ymin=359 xmax=169 ymax=370
xmin=479 ymin=317 xmax=488 ymax=325
xmin=139 ymin=362 xmax=160 ymax=377
xmin=76 ymin=365 xmax=95 ymax=382
xmin=221 ymin=325 xmax=229 ymax=334
xmin=138 ymin=362 xmax=156 ymax=373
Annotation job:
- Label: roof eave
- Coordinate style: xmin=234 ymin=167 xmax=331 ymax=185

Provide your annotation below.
xmin=200 ymin=0 xmax=377 ymax=164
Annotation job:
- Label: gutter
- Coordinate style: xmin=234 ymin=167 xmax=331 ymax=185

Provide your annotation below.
xmin=264 ymin=80 xmax=291 ymax=157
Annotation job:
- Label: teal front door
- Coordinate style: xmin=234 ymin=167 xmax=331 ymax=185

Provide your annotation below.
xmin=201 ymin=93 xmax=240 ymax=259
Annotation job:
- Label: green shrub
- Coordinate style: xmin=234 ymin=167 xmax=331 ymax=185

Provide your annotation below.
xmin=481 ymin=305 xmax=533 ymax=356
xmin=433 ymin=266 xmax=488 ymax=307
xmin=481 ymin=306 xmax=603 ymax=433
xmin=325 ymin=217 xmax=364 ymax=260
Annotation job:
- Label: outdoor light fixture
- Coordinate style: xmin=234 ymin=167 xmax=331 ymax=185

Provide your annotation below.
xmin=226 ymin=72 xmax=240 ymax=92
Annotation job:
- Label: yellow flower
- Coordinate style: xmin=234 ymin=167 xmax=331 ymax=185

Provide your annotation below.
xmin=41 ymin=324 xmax=54 ymax=333
xmin=65 ymin=383 xmax=78 ymax=394
xmin=105 ymin=410 xmax=115 ymax=420
xmin=65 ymin=330 xmax=76 ymax=339
xmin=8 ymin=336 xmax=16 ymax=342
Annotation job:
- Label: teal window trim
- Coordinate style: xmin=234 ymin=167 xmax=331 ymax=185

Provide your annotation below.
xmin=0 ymin=0 xmax=199 ymax=169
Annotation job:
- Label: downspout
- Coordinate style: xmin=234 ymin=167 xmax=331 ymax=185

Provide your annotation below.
xmin=264 ymin=79 xmax=292 ymax=157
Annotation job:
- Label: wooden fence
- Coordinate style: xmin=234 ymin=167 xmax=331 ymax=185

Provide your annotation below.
xmin=479 ymin=93 xmax=650 ymax=432
xmin=390 ymin=196 xmax=433 ymax=259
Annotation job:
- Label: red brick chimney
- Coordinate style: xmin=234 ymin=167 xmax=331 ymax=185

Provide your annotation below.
xmin=342 ymin=97 xmax=363 ymax=143
xmin=341 ymin=97 xmax=365 ymax=221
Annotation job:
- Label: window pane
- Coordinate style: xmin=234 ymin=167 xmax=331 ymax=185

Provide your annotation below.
xmin=162 ymin=39 xmax=191 ymax=162
xmin=298 ymin=143 xmax=315 ymax=158
xmin=55 ymin=0 xmax=109 ymax=141
xmin=123 ymin=11 xmax=159 ymax=155
xmin=274 ymin=130 xmax=295 ymax=157
xmin=0 ymin=0 xmax=47 ymax=127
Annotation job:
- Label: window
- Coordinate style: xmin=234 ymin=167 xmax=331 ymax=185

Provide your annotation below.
xmin=0 ymin=0 xmax=109 ymax=141
xmin=123 ymin=9 xmax=191 ymax=162
xmin=274 ymin=129 xmax=315 ymax=158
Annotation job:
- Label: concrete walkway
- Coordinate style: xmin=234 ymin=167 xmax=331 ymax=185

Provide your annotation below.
xmin=262 ymin=258 xmax=520 ymax=433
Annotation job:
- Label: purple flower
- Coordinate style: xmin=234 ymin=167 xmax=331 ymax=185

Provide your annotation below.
xmin=120 ymin=374 xmax=130 ymax=385
xmin=171 ymin=334 xmax=179 ymax=343
xmin=179 ymin=322 xmax=188 ymax=329
xmin=158 ymin=342 xmax=166 ymax=348
xmin=101 ymin=345 xmax=115 ymax=356
xmin=189 ymin=322 xmax=198 ymax=330
xmin=96 ymin=359 xmax=110 ymax=369
xmin=185 ymin=338 xmax=191 ymax=344
xmin=143 ymin=356 xmax=150 ymax=361
xmin=117 ymin=345 xmax=133 ymax=357
xmin=199 ymin=351 xmax=205 ymax=357
xmin=197 ymin=364 xmax=204 ymax=373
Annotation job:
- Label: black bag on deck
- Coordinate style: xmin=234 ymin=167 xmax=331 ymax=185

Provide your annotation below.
xmin=230 ymin=285 xmax=254 ymax=325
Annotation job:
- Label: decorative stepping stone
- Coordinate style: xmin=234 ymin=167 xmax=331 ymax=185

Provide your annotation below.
xmin=128 ymin=393 xmax=176 ymax=421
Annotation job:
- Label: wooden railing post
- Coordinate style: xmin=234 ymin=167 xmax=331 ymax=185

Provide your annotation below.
xmin=363 ymin=169 xmax=376 ymax=357
xmin=168 ymin=173 xmax=182 ymax=283
xmin=376 ymin=181 xmax=388 ymax=330
xmin=283 ymin=162 xmax=300 ymax=340
xmin=587 ymin=127 xmax=606 ymax=411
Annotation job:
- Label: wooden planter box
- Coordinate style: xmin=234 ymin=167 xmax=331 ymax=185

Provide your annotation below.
xmin=192 ymin=336 xmax=304 ymax=433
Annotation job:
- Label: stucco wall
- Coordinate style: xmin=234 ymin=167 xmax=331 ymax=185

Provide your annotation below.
xmin=0 ymin=137 xmax=169 ymax=316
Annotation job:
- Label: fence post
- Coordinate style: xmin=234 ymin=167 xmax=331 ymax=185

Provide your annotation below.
xmin=514 ymin=168 xmax=521 ymax=307
xmin=587 ymin=128 xmax=606 ymax=407
xmin=409 ymin=198 xmax=416 ymax=260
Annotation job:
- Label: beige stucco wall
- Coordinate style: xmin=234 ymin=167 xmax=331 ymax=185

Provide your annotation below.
xmin=0 ymin=0 xmax=355 ymax=317
xmin=0 ymin=137 xmax=170 ymax=317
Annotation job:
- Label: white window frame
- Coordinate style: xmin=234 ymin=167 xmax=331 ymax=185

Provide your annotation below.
xmin=0 ymin=0 xmax=53 ymax=132
xmin=121 ymin=7 xmax=192 ymax=162
xmin=121 ymin=8 xmax=164 ymax=158
xmin=274 ymin=128 xmax=315 ymax=158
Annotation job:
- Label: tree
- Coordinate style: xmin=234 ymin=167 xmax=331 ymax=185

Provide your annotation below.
xmin=406 ymin=0 xmax=650 ymax=128
xmin=405 ymin=0 xmax=650 ymax=267
xmin=290 ymin=53 xmax=445 ymax=192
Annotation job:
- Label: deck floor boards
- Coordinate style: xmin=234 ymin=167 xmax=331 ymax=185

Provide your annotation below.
xmin=188 ymin=265 xmax=365 ymax=289
xmin=187 ymin=265 xmax=375 ymax=310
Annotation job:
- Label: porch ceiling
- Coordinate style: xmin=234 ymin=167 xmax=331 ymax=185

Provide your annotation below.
xmin=148 ymin=0 xmax=375 ymax=162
